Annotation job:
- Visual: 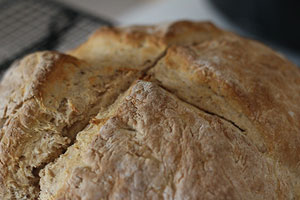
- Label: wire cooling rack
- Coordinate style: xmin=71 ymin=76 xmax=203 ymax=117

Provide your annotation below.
xmin=0 ymin=0 xmax=113 ymax=73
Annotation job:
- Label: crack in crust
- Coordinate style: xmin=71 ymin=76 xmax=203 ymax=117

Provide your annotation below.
xmin=158 ymin=83 xmax=246 ymax=132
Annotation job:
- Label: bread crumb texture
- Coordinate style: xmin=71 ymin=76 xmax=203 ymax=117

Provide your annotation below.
xmin=0 ymin=21 xmax=299 ymax=199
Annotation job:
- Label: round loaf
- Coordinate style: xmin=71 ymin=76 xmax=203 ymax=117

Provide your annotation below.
xmin=0 ymin=21 xmax=299 ymax=199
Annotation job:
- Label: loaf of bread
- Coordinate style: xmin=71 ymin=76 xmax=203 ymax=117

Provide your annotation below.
xmin=0 ymin=21 xmax=299 ymax=199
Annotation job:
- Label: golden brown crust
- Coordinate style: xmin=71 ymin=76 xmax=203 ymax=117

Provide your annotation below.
xmin=0 ymin=21 xmax=300 ymax=199
xmin=148 ymin=33 xmax=300 ymax=197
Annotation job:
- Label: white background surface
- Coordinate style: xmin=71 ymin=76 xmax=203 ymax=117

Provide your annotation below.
xmin=57 ymin=0 xmax=234 ymax=28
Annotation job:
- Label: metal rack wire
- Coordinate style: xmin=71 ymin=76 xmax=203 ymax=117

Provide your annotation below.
xmin=0 ymin=0 xmax=113 ymax=73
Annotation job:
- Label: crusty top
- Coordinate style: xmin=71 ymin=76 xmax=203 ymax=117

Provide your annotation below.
xmin=0 ymin=20 xmax=300 ymax=200
xmin=40 ymin=81 xmax=294 ymax=199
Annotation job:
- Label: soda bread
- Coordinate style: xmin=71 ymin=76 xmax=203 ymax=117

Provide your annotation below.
xmin=0 ymin=21 xmax=299 ymax=199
